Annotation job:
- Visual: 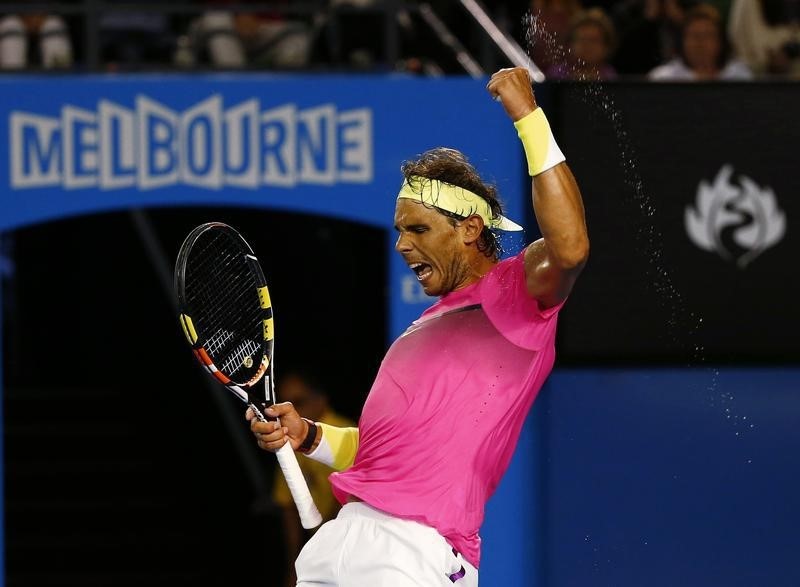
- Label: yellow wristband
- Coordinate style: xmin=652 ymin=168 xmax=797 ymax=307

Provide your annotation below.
xmin=514 ymin=108 xmax=566 ymax=176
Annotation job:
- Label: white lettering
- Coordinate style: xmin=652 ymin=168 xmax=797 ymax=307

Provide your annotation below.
xmin=224 ymin=99 xmax=259 ymax=189
xmin=137 ymin=95 xmax=179 ymax=191
xmin=297 ymin=105 xmax=336 ymax=185
xmin=8 ymin=95 xmax=374 ymax=191
xmin=401 ymin=275 xmax=429 ymax=303
xmin=180 ymin=95 xmax=222 ymax=190
xmin=62 ymin=106 xmax=98 ymax=190
xmin=337 ymin=109 xmax=372 ymax=183
xmin=261 ymin=104 xmax=296 ymax=188
xmin=11 ymin=112 xmax=61 ymax=188
xmin=99 ymin=100 xmax=136 ymax=190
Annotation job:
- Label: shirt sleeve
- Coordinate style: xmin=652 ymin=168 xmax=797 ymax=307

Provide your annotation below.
xmin=478 ymin=249 xmax=564 ymax=351
xmin=305 ymin=423 xmax=360 ymax=471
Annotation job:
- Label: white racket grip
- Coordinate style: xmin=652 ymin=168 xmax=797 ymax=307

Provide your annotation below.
xmin=275 ymin=442 xmax=323 ymax=529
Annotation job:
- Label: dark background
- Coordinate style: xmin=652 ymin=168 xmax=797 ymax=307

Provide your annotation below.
xmin=552 ymin=82 xmax=800 ymax=365
xmin=2 ymin=208 xmax=385 ymax=585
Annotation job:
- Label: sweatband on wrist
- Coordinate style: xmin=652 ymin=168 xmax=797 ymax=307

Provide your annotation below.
xmin=298 ymin=418 xmax=318 ymax=453
xmin=514 ymin=108 xmax=566 ymax=176
xmin=305 ymin=423 xmax=359 ymax=471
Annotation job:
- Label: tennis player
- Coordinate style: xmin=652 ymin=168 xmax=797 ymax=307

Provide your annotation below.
xmin=248 ymin=66 xmax=589 ymax=586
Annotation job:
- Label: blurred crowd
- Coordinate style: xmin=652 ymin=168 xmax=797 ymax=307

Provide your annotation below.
xmin=528 ymin=0 xmax=800 ymax=80
xmin=1 ymin=0 xmax=799 ymax=80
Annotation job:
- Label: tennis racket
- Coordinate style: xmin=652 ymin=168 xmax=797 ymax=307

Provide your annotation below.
xmin=174 ymin=221 xmax=322 ymax=529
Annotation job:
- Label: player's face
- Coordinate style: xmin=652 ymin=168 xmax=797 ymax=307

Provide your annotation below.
xmin=394 ymin=199 xmax=472 ymax=297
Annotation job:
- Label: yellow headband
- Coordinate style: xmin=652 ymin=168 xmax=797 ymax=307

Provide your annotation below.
xmin=397 ymin=176 xmax=523 ymax=231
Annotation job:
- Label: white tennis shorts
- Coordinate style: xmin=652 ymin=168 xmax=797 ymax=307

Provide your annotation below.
xmin=295 ymin=502 xmax=479 ymax=586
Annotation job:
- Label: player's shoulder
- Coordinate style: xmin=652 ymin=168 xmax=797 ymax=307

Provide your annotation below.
xmin=479 ymin=248 xmax=527 ymax=291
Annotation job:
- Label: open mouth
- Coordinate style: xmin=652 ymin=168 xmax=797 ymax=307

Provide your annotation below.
xmin=409 ymin=262 xmax=433 ymax=282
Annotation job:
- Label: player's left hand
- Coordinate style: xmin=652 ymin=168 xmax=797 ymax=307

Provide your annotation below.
xmin=486 ymin=67 xmax=538 ymax=122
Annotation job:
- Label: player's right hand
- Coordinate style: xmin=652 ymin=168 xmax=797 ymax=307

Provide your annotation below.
xmin=247 ymin=402 xmax=308 ymax=452
xmin=486 ymin=67 xmax=538 ymax=122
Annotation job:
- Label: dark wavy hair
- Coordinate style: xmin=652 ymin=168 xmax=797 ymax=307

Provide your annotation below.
xmin=400 ymin=147 xmax=504 ymax=260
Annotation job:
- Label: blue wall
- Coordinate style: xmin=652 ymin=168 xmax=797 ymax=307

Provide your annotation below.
xmin=539 ymin=368 xmax=800 ymax=587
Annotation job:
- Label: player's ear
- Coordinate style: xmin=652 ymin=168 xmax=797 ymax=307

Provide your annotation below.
xmin=462 ymin=215 xmax=485 ymax=245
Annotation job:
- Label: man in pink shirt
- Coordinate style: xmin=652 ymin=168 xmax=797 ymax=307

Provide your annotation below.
xmin=249 ymin=67 xmax=589 ymax=586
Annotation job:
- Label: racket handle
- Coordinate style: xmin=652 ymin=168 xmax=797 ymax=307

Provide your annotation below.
xmin=275 ymin=442 xmax=324 ymax=529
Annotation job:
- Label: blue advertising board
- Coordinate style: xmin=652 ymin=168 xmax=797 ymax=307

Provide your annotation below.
xmin=0 ymin=74 xmax=526 ymax=336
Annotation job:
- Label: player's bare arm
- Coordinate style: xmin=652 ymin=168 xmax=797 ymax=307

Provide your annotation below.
xmin=487 ymin=67 xmax=589 ymax=308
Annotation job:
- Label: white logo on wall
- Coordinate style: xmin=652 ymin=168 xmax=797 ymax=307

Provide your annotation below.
xmin=9 ymin=95 xmax=373 ymax=190
xmin=400 ymin=275 xmax=430 ymax=303
xmin=685 ymin=165 xmax=786 ymax=268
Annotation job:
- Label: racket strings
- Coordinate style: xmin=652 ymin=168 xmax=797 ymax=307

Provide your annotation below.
xmin=184 ymin=231 xmax=265 ymax=383
xmin=205 ymin=327 xmax=235 ymax=357
xmin=219 ymin=338 xmax=262 ymax=375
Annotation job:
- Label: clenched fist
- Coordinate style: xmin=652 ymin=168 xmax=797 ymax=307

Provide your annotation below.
xmin=486 ymin=67 xmax=538 ymax=122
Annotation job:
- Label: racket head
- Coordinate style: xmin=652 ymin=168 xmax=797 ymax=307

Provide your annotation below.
xmin=174 ymin=222 xmax=274 ymax=401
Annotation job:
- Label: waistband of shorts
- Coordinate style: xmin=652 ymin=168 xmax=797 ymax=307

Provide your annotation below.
xmin=337 ymin=503 xmax=447 ymax=545
xmin=338 ymin=502 xmax=440 ymax=537
xmin=338 ymin=502 xmax=478 ymax=572
xmin=338 ymin=501 xmax=401 ymax=523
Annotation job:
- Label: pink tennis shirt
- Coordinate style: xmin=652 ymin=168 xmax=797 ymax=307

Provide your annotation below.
xmin=329 ymin=248 xmax=563 ymax=568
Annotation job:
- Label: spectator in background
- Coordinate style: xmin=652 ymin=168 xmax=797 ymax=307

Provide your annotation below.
xmin=649 ymin=3 xmax=752 ymax=79
xmin=185 ymin=0 xmax=313 ymax=69
xmin=728 ymin=0 xmax=800 ymax=77
xmin=0 ymin=12 xmax=73 ymax=69
xmin=310 ymin=0 xmax=391 ymax=70
xmin=270 ymin=370 xmax=354 ymax=587
xmin=527 ymin=0 xmax=584 ymax=73
xmin=612 ymin=0 xmax=694 ymax=75
xmin=547 ymin=8 xmax=618 ymax=79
